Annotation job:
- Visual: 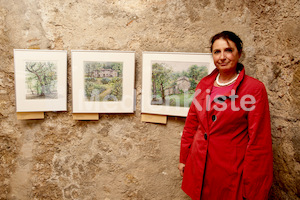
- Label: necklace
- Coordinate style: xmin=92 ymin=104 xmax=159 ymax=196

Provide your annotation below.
xmin=216 ymin=73 xmax=239 ymax=86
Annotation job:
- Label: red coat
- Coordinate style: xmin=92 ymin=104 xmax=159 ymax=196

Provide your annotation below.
xmin=180 ymin=66 xmax=273 ymax=200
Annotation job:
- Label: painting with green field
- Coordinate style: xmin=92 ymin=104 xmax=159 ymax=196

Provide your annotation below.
xmin=84 ymin=61 xmax=123 ymax=101
xmin=151 ymin=61 xmax=208 ymax=107
xmin=25 ymin=61 xmax=58 ymax=100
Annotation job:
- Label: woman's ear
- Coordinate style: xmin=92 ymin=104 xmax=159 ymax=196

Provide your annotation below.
xmin=239 ymin=51 xmax=245 ymax=62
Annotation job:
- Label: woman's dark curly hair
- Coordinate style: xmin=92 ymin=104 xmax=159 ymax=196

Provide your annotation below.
xmin=210 ymin=31 xmax=243 ymax=55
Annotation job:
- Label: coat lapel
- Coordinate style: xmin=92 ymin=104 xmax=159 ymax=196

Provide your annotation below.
xmin=194 ymin=68 xmax=218 ymax=133
xmin=197 ymin=64 xmax=246 ymax=133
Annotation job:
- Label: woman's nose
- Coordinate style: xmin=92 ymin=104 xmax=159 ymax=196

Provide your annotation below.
xmin=220 ymin=51 xmax=226 ymax=60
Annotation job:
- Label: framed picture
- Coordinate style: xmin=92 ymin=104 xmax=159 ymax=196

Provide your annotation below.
xmin=14 ymin=49 xmax=67 ymax=112
xmin=72 ymin=50 xmax=135 ymax=113
xmin=141 ymin=52 xmax=215 ymax=117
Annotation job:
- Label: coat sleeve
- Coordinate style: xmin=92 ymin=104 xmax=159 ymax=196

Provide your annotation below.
xmin=242 ymin=83 xmax=273 ymax=200
xmin=180 ymin=101 xmax=199 ymax=164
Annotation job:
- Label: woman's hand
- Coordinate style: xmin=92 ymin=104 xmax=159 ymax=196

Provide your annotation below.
xmin=178 ymin=163 xmax=185 ymax=177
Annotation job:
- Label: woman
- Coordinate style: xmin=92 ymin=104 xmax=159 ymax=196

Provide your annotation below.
xmin=178 ymin=31 xmax=273 ymax=200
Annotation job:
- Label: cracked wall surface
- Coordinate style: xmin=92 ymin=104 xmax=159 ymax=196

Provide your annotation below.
xmin=0 ymin=0 xmax=299 ymax=199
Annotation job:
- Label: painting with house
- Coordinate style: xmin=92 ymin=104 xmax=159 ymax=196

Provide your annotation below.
xmin=84 ymin=61 xmax=123 ymax=101
xmin=151 ymin=61 xmax=208 ymax=107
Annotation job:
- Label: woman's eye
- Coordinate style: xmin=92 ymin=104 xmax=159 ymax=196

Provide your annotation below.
xmin=225 ymin=49 xmax=233 ymax=52
xmin=213 ymin=50 xmax=220 ymax=54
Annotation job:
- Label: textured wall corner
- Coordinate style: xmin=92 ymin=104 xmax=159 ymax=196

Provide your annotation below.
xmin=0 ymin=0 xmax=299 ymax=199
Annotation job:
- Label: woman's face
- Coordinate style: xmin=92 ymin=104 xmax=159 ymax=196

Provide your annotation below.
xmin=212 ymin=38 xmax=241 ymax=74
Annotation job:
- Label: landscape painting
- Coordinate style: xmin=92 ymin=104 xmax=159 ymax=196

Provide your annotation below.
xmin=142 ymin=52 xmax=215 ymax=117
xmin=72 ymin=50 xmax=135 ymax=113
xmin=14 ymin=49 xmax=67 ymax=112
xmin=151 ymin=60 xmax=208 ymax=107
xmin=84 ymin=61 xmax=123 ymax=102
xmin=25 ymin=61 xmax=58 ymax=99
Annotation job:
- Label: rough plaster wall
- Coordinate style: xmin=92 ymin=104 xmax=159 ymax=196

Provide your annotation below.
xmin=0 ymin=0 xmax=299 ymax=199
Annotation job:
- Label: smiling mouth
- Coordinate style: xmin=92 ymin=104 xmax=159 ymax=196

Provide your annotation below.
xmin=220 ymin=63 xmax=228 ymax=66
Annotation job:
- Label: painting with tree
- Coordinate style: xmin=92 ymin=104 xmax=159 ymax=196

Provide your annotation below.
xmin=151 ymin=61 xmax=208 ymax=107
xmin=84 ymin=61 xmax=123 ymax=102
xmin=142 ymin=52 xmax=215 ymax=117
xmin=25 ymin=61 xmax=58 ymax=99
xmin=14 ymin=49 xmax=67 ymax=112
xmin=72 ymin=50 xmax=135 ymax=113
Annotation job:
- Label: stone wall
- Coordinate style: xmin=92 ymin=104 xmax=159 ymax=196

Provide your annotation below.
xmin=0 ymin=0 xmax=299 ymax=199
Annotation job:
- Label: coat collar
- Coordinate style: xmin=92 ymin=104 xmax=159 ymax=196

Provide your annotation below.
xmin=195 ymin=64 xmax=246 ymax=133
xmin=201 ymin=63 xmax=245 ymax=96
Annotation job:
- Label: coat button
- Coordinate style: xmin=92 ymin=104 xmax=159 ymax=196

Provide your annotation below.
xmin=204 ymin=133 xmax=207 ymax=140
xmin=212 ymin=115 xmax=217 ymax=122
